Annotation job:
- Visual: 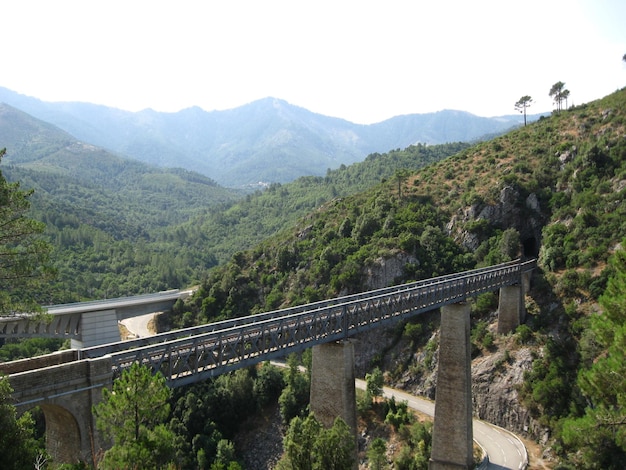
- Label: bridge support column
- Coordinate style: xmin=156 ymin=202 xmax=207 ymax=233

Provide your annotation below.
xmin=71 ymin=309 xmax=120 ymax=349
xmin=497 ymin=284 xmax=525 ymax=335
xmin=430 ymin=302 xmax=473 ymax=470
xmin=310 ymin=340 xmax=357 ymax=433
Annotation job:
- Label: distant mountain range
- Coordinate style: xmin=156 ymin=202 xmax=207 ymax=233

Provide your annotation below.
xmin=0 ymin=104 xmax=242 ymax=227
xmin=0 ymin=86 xmax=539 ymax=187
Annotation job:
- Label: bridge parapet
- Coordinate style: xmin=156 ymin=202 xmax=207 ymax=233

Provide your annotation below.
xmin=5 ymin=354 xmax=113 ymax=463
xmin=0 ymin=349 xmax=78 ymax=375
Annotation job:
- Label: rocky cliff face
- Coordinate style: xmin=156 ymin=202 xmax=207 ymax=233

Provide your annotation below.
xmin=471 ymin=345 xmax=537 ymax=435
xmin=352 ymin=185 xmax=549 ymax=440
xmin=446 ymin=185 xmax=545 ymax=258
xmin=363 ymin=253 xmax=418 ymax=291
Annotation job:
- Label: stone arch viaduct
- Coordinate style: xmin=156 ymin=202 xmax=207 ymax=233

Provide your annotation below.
xmin=0 ymin=259 xmax=534 ymax=469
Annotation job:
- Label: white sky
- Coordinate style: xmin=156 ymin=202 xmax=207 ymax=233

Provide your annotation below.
xmin=2 ymin=0 xmax=625 ymax=124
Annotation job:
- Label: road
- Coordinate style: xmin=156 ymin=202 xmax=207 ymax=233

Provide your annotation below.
xmin=120 ymin=312 xmax=158 ymax=338
xmin=46 ymin=289 xmax=187 ymax=315
xmin=355 ymin=379 xmax=528 ymax=470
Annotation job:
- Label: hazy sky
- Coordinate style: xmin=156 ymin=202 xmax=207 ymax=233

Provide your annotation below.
xmin=2 ymin=0 xmax=625 ymax=124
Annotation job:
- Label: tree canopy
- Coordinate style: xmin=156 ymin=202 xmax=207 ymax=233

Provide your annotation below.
xmin=549 ymin=81 xmax=569 ymax=112
xmin=0 ymin=377 xmax=43 ymax=469
xmin=0 ymin=148 xmax=54 ymax=315
xmin=278 ymin=414 xmax=355 ymax=470
xmin=561 ymin=244 xmax=626 ymax=467
xmin=514 ymin=95 xmax=533 ymax=126
xmin=93 ymin=362 xmax=175 ymax=469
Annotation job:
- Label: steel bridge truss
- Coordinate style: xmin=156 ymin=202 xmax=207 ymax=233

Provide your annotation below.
xmin=100 ymin=259 xmax=534 ymax=387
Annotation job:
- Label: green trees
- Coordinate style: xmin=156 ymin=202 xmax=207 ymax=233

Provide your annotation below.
xmin=0 ymin=148 xmax=54 ymax=315
xmin=11 ymin=140 xmax=466 ymax=305
xmin=168 ymin=366 xmax=279 ymax=470
xmin=93 ymin=362 xmax=175 ymax=469
xmin=279 ymin=414 xmax=355 ymax=470
xmin=367 ymin=438 xmax=387 ymax=470
xmin=278 ymin=353 xmax=311 ymax=424
xmin=549 ymin=81 xmax=569 ymax=112
xmin=514 ymin=95 xmax=533 ymax=126
xmin=365 ymin=366 xmax=384 ymax=403
xmin=393 ymin=421 xmax=432 ymax=470
xmin=560 ymin=245 xmax=626 ymax=467
xmin=0 ymin=377 xmax=43 ymax=469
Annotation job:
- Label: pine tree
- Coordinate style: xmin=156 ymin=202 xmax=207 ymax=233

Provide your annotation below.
xmin=0 ymin=148 xmax=54 ymax=315
xmin=549 ymin=82 xmax=569 ymax=112
xmin=93 ymin=362 xmax=175 ymax=469
xmin=514 ymin=95 xmax=533 ymax=126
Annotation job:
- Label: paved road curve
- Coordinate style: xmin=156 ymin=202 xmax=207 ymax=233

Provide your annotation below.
xmin=120 ymin=312 xmax=159 ymax=338
xmin=355 ymin=379 xmax=528 ymax=470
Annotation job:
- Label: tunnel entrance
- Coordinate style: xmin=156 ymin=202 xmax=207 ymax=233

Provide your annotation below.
xmin=522 ymin=236 xmax=539 ymax=258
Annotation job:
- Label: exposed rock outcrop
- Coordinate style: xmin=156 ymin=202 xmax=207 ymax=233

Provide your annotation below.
xmin=363 ymin=252 xmax=418 ymax=291
xmin=446 ymin=185 xmax=545 ymax=257
xmin=472 ymin=347 xmax=534 ymax=434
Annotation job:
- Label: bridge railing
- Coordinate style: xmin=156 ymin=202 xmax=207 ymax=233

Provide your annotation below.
xmin=81 ymin=259 xmax=533 ymax=360
xmin=104 ymin=259 xmax=534 ymax=386
xmin=44 ymin=289 xmax=185 ymax=315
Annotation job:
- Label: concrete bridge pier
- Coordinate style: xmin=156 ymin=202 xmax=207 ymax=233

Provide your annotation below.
xmin=310 ymin=340 xmax=357 ymax=432
xmin=497 ymin=269 xmax=532 ymax=334
xmin=71 ymin=309 xmax=120 ymax=349
xmin=430 ymin=302 xmax=473 ymax=470
xmin=42 ymin=355 xmax=112 ymax=464
xmin=497 ymin=284 xmax=525 ymax=335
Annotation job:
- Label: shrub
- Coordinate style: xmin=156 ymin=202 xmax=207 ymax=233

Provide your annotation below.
xmin=515 ymin=324 xmax=533 ymax=344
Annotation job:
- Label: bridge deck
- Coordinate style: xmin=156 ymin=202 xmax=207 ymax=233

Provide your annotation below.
xmin=2 ymin=260 xmax=535 ymax=389
xmin=89 ymin=259 xmax=534 ymax=386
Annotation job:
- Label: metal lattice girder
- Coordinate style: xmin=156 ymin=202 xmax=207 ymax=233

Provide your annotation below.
xmin=83 ymin=261 xmax=525 ymax=359
xmin=103 ymin=259 xmax=535 ymax=386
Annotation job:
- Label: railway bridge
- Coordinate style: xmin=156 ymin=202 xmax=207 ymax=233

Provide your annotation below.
xmin=1 ymin=259 xmax=534 ymax=468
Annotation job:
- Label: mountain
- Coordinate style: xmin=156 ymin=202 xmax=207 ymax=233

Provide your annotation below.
xmin=3 ymin=80 xmax=626 ymax=466
xmin=0 ymin=102 xmax=239 ymax=194
xmin=0 ymin=101 xmax=467 ymax=301
xmin=0 ymin=102 xmax=241 ymax=238
xmin=170 ymin=88 xmax=626 ymax=467
xmin=0 ymin=87 xmax=534 ymax=187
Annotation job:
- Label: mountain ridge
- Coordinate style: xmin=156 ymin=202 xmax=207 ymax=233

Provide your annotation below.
xmin=0 ymin=87 xmax=537 ymax=187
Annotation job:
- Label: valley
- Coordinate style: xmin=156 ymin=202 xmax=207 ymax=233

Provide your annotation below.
xmin=1 ymin=87 xmax=626 ymax=468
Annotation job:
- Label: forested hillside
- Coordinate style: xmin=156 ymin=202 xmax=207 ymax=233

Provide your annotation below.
xmin=2 ymin=86 xmax=626 ymax=467
xmin=0 ymin=104 xmax=240 ymax=301
xmin=168 ymin=88 xmax=626 ymax=467
xmin=0 ymin=102 xmax=468 ymax=302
